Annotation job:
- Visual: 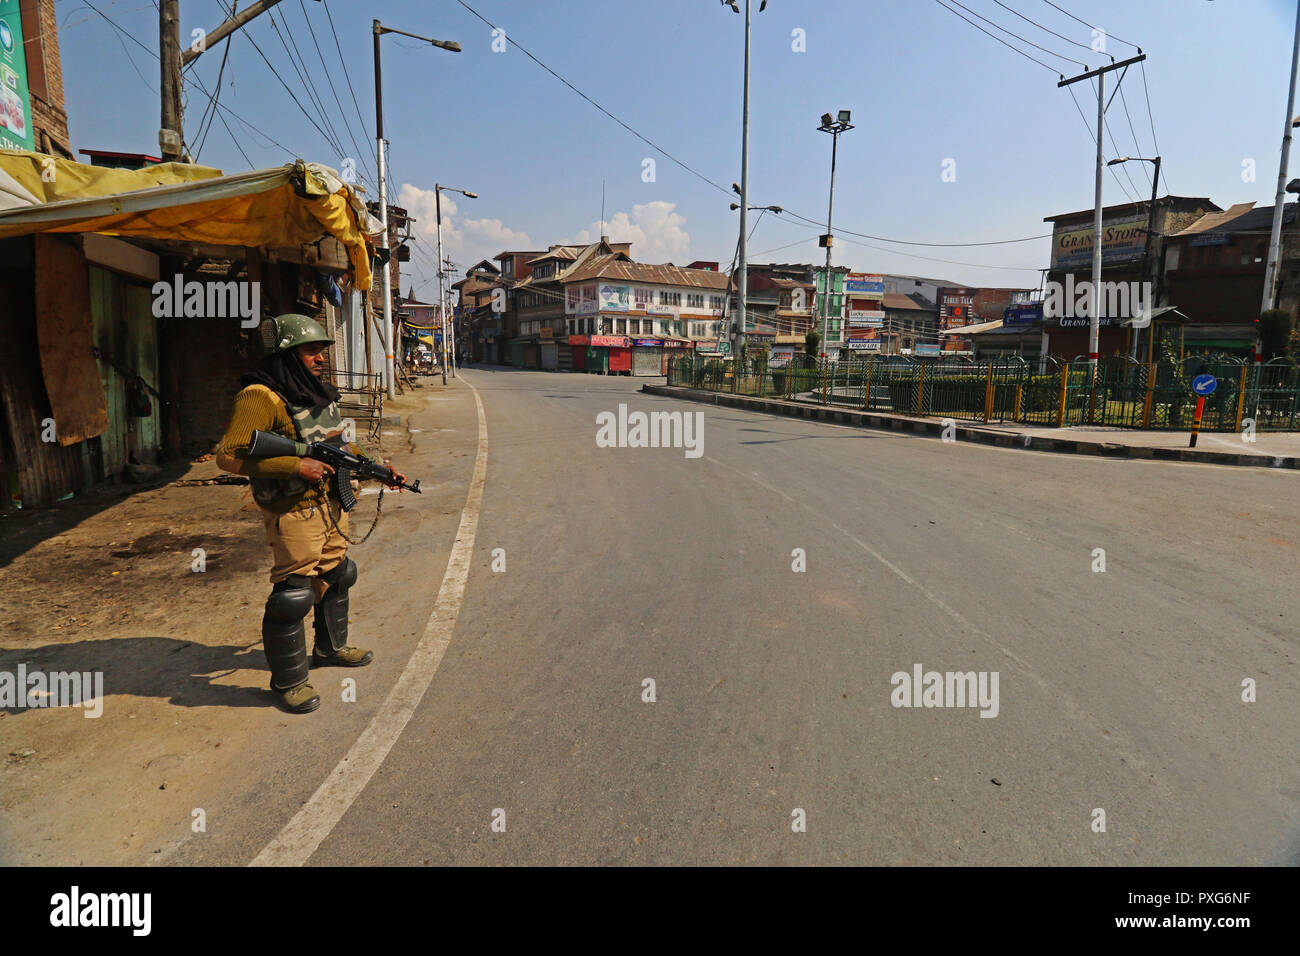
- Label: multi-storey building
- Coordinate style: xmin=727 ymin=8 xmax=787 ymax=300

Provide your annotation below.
xmin=561 ymin=254 xmax=728 ymax=375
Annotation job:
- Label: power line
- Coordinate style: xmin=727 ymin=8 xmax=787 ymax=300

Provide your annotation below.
xmin=931 ymin=0 xmax=1063 ymax=75
xmin=1041 ymin=0 xmax=1141 ymax=50
xmin=298 ymin=0 xmax=374 ymax=189
xmin=453 ymin=0 xmax=736 ymax=200
xmin=322 ymin=0 xmax=374 ymax=152
xmin=1117 ymin=83 xmax=1153 ymax=189
xmin=991 ymin=0 xmax=1101 ymax=56
xmin=263 ymin=3 xmax=348 ymax=160
xmin=208 ymin=0 xmax=347 ymax=161
xmin=1066 ymin=82 xmax=1138 ymax=205
xmin=1139 ymin=60 xmax=1171 ymax=193
xmin=944 ymin=0 xmax=1089 ymax=70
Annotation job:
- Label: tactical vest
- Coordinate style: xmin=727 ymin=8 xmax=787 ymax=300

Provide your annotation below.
xmin=250 ymin=397 xmax=347 ymax=509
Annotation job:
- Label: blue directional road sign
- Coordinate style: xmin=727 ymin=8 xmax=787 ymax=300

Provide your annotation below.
xmin=1191 ymin=374 xmax=1218 ymax=397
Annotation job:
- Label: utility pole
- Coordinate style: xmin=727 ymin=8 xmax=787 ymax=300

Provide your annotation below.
xmin=372 ymin=22 xmax=462 ymax=398
xmin=444 ymin=258 xmax=458 ymax=377
xmin=435 ymin=186 xmax=448 ymax=385
xmin=1059 ymin=53 xmax=1146 ymax=373
xmin=159 ymin=0 xmax=183 ymax=161
xmin=1261 ymin=0 xmax=1300 ymax=326
xmin=160 ymin=0 xmax=288 ymax=162
xmin=434 ymin=185 xmax=477 ymax=383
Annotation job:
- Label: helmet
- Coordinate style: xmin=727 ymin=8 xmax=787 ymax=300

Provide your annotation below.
xmin=261 ymin=313 xmax=334 ymax=352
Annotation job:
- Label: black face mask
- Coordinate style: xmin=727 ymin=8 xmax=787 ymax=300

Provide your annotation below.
xmin=240 ymin=349 xmax=341 ymax=410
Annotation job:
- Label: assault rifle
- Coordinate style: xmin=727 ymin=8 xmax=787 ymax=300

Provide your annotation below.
xmin=245 ymin=429 xmax=421 ymax=512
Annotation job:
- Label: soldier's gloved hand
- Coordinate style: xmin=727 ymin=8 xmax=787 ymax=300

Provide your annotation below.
xmin=298 ymin=458 xmax=334 ymax=482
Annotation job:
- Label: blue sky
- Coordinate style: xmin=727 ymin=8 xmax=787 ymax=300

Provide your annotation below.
xmin=56 ymin=0 xmax=1300 ymax=296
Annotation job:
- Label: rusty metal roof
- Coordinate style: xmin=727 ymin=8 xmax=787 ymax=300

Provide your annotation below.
xmin=562 ymin=255 xmax=729 ymax=289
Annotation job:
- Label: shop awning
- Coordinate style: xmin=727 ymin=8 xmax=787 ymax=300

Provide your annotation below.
xmin=0 ymin=151 xmax=380 ymax=289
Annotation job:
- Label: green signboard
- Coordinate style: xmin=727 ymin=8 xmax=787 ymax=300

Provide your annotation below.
xmin=0 ymin=0 xmax=34 ymax=151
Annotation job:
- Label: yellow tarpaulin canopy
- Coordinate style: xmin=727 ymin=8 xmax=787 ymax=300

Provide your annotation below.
xmin=0 ymin=152 xmax=379 ymax=289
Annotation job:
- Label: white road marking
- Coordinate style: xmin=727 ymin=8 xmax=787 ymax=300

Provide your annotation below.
xmin=251 ymin=376 xmax=488 ymax=867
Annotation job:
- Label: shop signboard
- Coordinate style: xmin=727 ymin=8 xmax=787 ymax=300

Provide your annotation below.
xmin=848 ymin=309 xmax=886 ymax=327
xmin=0 ymin=1 xmax=34 ymax=151
xmin=845 ymin=273 xmax=885 ymax=296
xmin=1003 ymin=302 xmax=1043 ymax=325
xmin=590 ymin=335 xmax=630 ymax=348
xmin=599 ymin=283 xmax=630 ymax=312
xmin=633 ymin=338 xmax=661 ymax=348
xmin=1051 ymin=213 xmax=1148 ymax=269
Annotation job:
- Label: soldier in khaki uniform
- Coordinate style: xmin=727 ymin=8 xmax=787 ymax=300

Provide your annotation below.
xmin=218 ymin=314 xmax=405 ymax=713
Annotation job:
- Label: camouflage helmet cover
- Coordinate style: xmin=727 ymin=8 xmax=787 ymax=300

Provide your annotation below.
xmin=261 ymin=313 xmax=334 ymax=353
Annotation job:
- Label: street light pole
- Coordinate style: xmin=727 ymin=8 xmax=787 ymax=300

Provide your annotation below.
xmin=372 ymin=20 xmax=461 ymax=399
xmin=434 ymin=185 xmax=478 ymax=384
xmin=1261 ymin=0 xmax=1300 ymax=317
xmin=722 ymin=0 xmax=767 ymax=363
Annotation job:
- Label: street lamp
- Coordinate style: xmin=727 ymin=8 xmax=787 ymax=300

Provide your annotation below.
xmin=817 ymin=109 xmax=853 ymax=366
xmin=720 ymin=0 xmax=768 ymax=363
xmin=435 ymin=184 xmax=477 ymax=383
xmin=373 ymin=19 xmax=461 ymax=398
xmin=1107 ymin=155 xmax=1161 ymax=359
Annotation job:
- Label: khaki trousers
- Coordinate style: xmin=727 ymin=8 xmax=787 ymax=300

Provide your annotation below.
xmin=261 ymin=500 xmax=349 ymax=602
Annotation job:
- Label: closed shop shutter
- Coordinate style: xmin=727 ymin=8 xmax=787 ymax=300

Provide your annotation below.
xmin=632 ymin=346 xmax=661 ymax=376
xmin=608 ymin=347 xmax=631 ymax=373
xmin=540 ymin=342 xmax=558 ymax=370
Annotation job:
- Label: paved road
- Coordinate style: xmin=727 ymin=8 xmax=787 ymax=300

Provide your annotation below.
xmin=295 ymin=367 xmax=1300 ymax=866
xmin=175 ymin=367 xmax=1300 ymax=865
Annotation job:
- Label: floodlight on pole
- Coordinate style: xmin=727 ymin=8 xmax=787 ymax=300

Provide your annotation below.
xmin=815 ymin=109 xmax=853 ymax=371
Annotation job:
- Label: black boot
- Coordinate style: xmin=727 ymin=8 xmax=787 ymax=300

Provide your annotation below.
xmin=262 ymin=574 xmax=320 ymax=713
xmin=311 ymin=558 xmax=373 ymax=667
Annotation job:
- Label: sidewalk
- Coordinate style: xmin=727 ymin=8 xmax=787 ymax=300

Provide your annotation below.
xmin=642 ymin=384 xmax=1300 ymax=468
xmin=0 ymin=373 xmax=480 ymax=864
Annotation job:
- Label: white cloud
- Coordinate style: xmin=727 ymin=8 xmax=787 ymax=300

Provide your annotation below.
xmin=571 ymin=201 xmax=691 ymax=263
xmin=397 ymin=183 xmax=533 ymax=296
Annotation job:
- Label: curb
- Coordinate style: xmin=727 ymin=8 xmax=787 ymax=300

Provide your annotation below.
xmin=640 ymin=384 xmax=1300 ymax=470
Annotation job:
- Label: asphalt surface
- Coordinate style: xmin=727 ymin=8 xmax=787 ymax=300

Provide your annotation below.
xmin=179 ymin=367 xmax=1299 ymax=865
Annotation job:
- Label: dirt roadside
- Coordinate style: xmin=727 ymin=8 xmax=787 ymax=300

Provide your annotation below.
xmin=0 ymin=374 xmax=480 ymax=865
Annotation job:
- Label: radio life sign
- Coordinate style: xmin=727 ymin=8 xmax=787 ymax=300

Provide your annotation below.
xmin=1051 ymin=213 xmax=1149 ymax=270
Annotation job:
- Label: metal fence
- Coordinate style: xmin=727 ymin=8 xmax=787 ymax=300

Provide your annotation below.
xmin=665 ymin=353 xmax=1300 ymax=432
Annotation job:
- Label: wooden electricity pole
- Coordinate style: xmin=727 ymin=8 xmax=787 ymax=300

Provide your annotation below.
xmin=159 ymin=0 xmax=288 ymax=162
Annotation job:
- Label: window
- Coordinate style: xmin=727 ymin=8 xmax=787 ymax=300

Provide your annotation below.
xmin=662 ymin=292 xmax=682 ymax=307
xmin=616 ymin=319 xmax=627 ymax=334
xmin=673 ymin=320 xmax=683 ymax=336
xmin=710 ymin=295 xmax=723 ymax=310
xmin=687 ymin=294 xmax=705 ymax=309
xmin=635 ymin=287 xmax=653 ymax=305
xmin=502 ymin=260 xmax=514 ymax=277
xmin=567 ymin=287 xmax=579 ymax=309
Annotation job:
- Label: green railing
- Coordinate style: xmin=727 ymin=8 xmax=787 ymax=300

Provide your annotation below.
xmin=665 ymin=354 xmax=1300 ymax=432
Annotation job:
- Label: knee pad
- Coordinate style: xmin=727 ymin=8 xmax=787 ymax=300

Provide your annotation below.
xmin=322 ymin=557 xmax=357 ymax=590
xmin=265 ymin=574 xmax=315 ymax=623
